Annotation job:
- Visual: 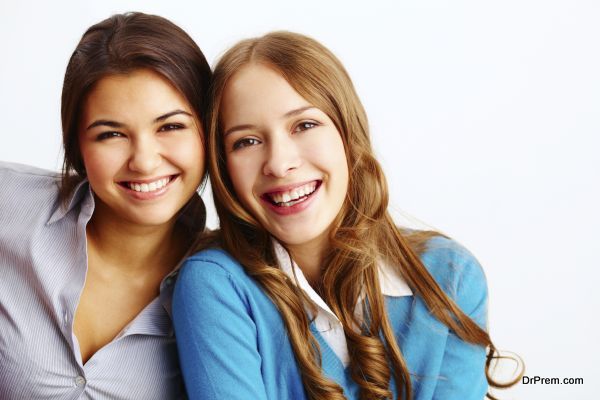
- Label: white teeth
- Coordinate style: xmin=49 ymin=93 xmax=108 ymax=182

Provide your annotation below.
xmin=127 ymin=177 xmax=171 ymax=193
xmin=268 ymin=181 xmax=318 ymax=206
xmin=280 ymin=197 xmax=306 ymax=207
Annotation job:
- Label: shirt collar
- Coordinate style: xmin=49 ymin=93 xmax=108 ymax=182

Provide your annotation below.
xmin=272 ymin=240 xmax=413 ymax=300
xmin=274 ymin=240 xmax=336 ymax=318
xmin=47 ymin=179 xmax=93 ymax=225
xmin=47 ymin=179 xmax=204 ymax=238
xmin=377 ymin=258 xmax=413 ymax=296
xmin=273 ymin=240 xmax=412 ymax=367
xmin=46 ymin=178 xmax=203 ymax=318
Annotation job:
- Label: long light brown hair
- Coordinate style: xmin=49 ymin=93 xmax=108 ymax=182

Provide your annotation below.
xmin=205 ymin=31 xmax=518 ymax=399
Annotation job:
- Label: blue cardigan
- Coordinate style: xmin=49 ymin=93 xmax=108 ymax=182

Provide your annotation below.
xmin=172 ymin=236 xmax=488 ymax=399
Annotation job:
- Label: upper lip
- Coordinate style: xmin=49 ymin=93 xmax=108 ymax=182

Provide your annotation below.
xmin=261 ymin=179 xmax=321 ymax=196
xmin=118 ymin=174 xmax=177 ymax=184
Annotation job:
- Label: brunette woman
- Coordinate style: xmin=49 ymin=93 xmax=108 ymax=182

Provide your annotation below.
xmin=0 ymin=12 xmax=210 ymax=399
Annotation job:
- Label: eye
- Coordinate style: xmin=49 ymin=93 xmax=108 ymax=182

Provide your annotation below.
xmin=96 ymin=131 xmax=125 ymax=141
xmin=293 ymin=121 xmax=318 ymax=133
xmin=232 ymin=137 xmax=261 ymax=150
xmin=159 ymin=123 xmax=185 ymax=132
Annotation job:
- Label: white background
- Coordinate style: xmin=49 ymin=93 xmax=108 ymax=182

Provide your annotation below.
xmin=1 ymin=1 xmax=598 ymax=398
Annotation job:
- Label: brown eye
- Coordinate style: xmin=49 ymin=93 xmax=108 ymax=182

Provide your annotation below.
xmin=96 ymin=131 xmax=125 ymax=141
xmin=159 ymin=123 xmax=185 ymax=132
xmin=232 ymin=138 xmax=261 ymax=150
xmin=293 ymin=121 xmax=318 ymax=133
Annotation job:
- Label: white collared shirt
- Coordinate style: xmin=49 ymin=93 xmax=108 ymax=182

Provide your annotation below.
xmin=0 ymin=162 xmax=186 ymax=399
xmin=273 ymin=240 xmax=413 ymax=366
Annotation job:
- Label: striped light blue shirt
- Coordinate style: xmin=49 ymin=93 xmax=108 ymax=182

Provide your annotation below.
xmin=0 ymin=161 xmax=186 ymax=399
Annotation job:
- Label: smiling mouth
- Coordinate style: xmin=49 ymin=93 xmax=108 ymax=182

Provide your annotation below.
xmin=118 ymin=175 xmax=177 ymax=193
xmin=263 ymin=180 xmax=321 ymax=207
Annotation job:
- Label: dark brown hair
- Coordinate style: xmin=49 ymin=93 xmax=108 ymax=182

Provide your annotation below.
xmin=60 ymin=12 xmax=211 ymax=202
xmin=205 ymin=31 xmax=520 ymax=399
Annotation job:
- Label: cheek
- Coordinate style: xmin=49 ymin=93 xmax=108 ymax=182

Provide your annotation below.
xmin=304 ymin=130 xmax=349 ymax=187
xmin=330 ymin=147 xmax=349 ymax=200
xmin=165 ymin=134 xmax=205 ymax=172
xmin=80 ymin=144 xmax=126 ymax=184
xmin=332 ymin=138 xmax=349 ymax=188
xmin=226 ymin=154 xmax=258 ymax=204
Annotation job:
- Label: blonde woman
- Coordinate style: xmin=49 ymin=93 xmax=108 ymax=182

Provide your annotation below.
xmin=173 ymin=32 xmax=515 ymax=399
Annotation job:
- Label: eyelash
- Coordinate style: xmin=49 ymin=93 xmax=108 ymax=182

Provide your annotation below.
xmin=294 ymin=121 xmax=318 ymax=132
xmin=159 ymin=123 xmax=185 ymax=132
xmin=232 ymin=138 xmax=261 ymax=150
xmin=95 ymin=131 xmax=124 ymax=141
xmin=94 ymin=123 xmax=185 ymax=141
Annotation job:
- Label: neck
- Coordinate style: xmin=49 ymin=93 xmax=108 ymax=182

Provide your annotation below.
xmin=286 ymin=233 xmax=328 ymax=288
xmin=87 ymin=201 xmax=186 ymax=276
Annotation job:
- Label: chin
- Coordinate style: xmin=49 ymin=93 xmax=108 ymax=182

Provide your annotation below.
xmin=124 ymin=210 xmax=179 ymax=227
xmin=273 ymin=230 xmax=323 ymax=247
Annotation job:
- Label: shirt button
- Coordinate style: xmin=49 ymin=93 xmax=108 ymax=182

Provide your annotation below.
xmin=63 ymin=312 xmax=69 ymax=325
xmin=74 ymin=375 xmax=86 ymax=387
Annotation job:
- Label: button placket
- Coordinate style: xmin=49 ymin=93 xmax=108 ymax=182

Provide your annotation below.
xmin=74 ymin=375 xmax=86 ymax=387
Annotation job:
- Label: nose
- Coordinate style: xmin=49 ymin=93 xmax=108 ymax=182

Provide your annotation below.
xmin=262 ymin=134 xmax=302 ymax=177
xmin=128 ymin=136 xmax=162 ymax=174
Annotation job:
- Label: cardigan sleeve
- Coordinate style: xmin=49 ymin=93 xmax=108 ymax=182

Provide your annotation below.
xmin=172 ymin=252 xmax=269 ymax=400
xmin=431 ymin=244 xmax=489 ymax=400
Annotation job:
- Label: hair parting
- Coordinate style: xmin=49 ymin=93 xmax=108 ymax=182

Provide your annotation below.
xmin=60 ymin=12 xmax=211 ymax=205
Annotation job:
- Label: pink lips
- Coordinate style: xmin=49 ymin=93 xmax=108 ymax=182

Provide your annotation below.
xmin=118 ymin=174 xmax=178 ymax=201
xmin=261 ymin=180 xmax=321 ymax=216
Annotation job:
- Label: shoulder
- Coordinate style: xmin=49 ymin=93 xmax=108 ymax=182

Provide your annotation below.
xmin=180 ymin=248 xmax=249 ymax=280
xmin=0 ymin=161 xmax=60 ymax=181
xmin=420 ymin=236 xmax=486 ymax=283
xmin=0 ymin=161 xmax=60 ymax=199
xmin=173 ymin=248 xmax=273 ymax=330
xmin=0 ymin=162 xmax=61 ymax=220
xmin=175 ymin=248 xmax=257 ymax=300
xmin=419 ymin=235 xmax=488 ymax=320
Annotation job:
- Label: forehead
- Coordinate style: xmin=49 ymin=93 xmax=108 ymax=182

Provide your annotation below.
xmin=82 ymin=69 xmax=190 ymax=118
xmin=220 ymin=64 xmax=310 ymax=123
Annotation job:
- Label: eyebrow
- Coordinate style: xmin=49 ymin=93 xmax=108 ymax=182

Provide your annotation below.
xmin=154 ymin=109 xmax=193 ymax=122
xmin=86 ymin=109 xmax=193 ymax=130
xmin=86 ymin=120 xmax=124 ymax=130
xmin=283 ymin=106 xmax=315 ymax=118
xmin=223 ymin=106 xmax=316 ymax=137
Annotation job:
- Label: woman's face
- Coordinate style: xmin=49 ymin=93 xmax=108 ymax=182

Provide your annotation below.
xmin=220 ymin=64 xmax=349 ymax=250
xmin=79 ymin=69 xmax=204 ymax=227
